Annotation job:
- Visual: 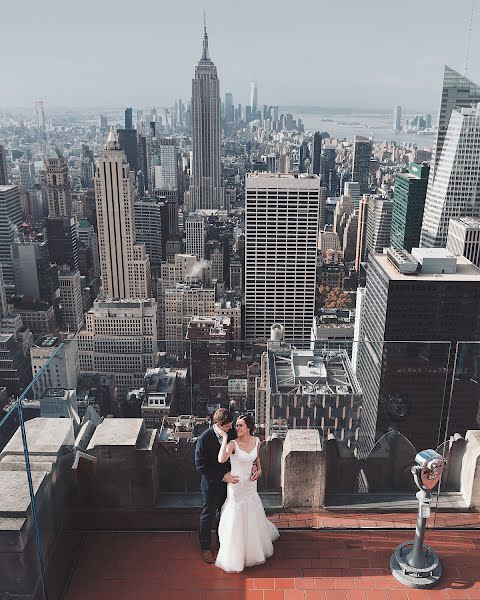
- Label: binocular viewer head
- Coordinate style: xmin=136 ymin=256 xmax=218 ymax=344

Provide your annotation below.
xmin=411 ymin=449 xmax=446 ymax=490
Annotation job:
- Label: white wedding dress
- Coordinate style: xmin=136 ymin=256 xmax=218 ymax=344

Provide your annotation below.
xmin=215 ymin=437 xmax=279 ymax=573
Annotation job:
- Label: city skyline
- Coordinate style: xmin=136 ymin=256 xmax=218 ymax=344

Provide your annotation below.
xmin=2 ymin=0 xmax=480 ymax=110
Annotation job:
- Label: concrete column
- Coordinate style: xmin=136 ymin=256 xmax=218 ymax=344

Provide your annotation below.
xmin=461 ymin=430 xmax=480 ymax=508
xmin=281 ymin=429 xmax=326 ymax=508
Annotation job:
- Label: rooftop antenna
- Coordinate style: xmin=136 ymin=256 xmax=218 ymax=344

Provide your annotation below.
xmin=464 ymin=0 xmax=476 ymax=76
xmin=201 ymin=9 xmax=210 ymax=61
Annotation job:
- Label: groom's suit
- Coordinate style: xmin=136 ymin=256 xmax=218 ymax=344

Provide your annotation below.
xmin=195 ymin=425 xmax=237 ymax=550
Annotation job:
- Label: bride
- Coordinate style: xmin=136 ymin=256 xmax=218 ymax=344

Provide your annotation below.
xmin=215 ymin=414 xmax=279 ymax=573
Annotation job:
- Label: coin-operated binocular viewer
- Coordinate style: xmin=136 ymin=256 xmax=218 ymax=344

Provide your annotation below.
xmin=390 ymin=449 xmax=446 ymax=588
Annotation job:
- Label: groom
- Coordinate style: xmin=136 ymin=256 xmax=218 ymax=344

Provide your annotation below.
xmin=195 ymin=408 xmax=238 ymax=564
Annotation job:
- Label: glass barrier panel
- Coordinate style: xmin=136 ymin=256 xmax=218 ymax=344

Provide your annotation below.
xmin=441 ymin=341 xmax=480 ymax=528
xmin=265 ymin=339 xmax=451 ymax=518
xmin=0 ymin=404 xmax=46 ymax=600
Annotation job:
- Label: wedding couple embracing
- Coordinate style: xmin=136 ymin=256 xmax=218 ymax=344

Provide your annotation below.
xmin=195 ymin=408 xmax=279 ymax=572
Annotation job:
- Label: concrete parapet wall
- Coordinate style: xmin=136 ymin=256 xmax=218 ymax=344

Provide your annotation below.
xmin=281 ymin=430 xmax=326 ymax=508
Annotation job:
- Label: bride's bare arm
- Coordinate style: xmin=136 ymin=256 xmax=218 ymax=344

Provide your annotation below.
xmin=218 ymin=437 xmax=235 ymax=463
xmin=251 ymin=445 xmax=263 ymax=481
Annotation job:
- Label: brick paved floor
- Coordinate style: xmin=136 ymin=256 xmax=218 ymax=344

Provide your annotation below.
xmin=64 ymin=529 xmax=480 ymax=600
xmin=268 ymin=512 xmax=480 ymax=529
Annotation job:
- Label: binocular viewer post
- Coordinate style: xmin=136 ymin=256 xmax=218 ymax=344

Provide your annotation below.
xmin=390 ymin=449 xmax=446 ymax=589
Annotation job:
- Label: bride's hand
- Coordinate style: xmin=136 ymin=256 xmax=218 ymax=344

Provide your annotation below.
xmin=250 ymin=469 xmax=262 ymax=481
xmin=215 ymin=425 xmax=228 ymax=439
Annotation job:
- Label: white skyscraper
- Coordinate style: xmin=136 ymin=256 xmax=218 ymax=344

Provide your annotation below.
xmin=250 ymin=81 xmax=258 ymax=117
xmin=245 ymin=173 xmax=320 ymax=341
xmin=156 ymin=138 xmax=178 ymax=190
xmin=0 ymin=185 xmax=22 ymax=289
xmin=365 ymin=195 xmax=394 ymax=256
xmin=393 ymin=105 xmax=402 ymax=131
xmin=188 ymin=25 xmax=224 ymax=211
xmin=447 ymin=217 xmax=480 ymax=268
xmin=185 ymin=214 xmax=206 ymax=260
xmin=420 ymin=105 xmax=480 ymax=248
xmin=430 ymin=66 xmax=480 ymax=180
xmin=94 ymin=129 xmax=151 ymax=299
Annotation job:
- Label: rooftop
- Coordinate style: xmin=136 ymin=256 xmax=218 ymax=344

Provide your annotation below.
xmin=270 ymin=348 xmax=360 ymax=396
xmin=373 ymin=252 xmax=480 ymax=282
xmin=0 ymin=184 xmax=17 ymax=192
xmin=34 ymin=335 xmax=61 ymax=348
xmin=450 ymin=216 xmax=480 ymax=230
xmin=63 ymin=529 xmax=480 ymax=600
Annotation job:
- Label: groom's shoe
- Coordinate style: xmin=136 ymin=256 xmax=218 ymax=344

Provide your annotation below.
xmin=201 ymin=549 xmax=214 ymax=564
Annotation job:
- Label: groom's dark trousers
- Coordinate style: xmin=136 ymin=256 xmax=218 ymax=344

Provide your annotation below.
xmin=195 ymin=426 xmax=237 ymax=550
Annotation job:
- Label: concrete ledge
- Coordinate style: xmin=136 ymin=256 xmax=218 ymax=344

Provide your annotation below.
xmin=282 ymin=430 xmax=326 ymax=508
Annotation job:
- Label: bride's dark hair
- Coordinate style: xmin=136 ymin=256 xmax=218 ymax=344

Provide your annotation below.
xmin=237 ymin=414 xmax=255 ymax=435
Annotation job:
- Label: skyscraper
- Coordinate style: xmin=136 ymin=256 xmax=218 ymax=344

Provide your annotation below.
xmin=117 ymin=129 xmax=139 ymax=173
xmin=351 ymin=135 xmax=371 ymax=194
xmin=189 ymin=24 xmax=224 ymax=211
xmin=46 ymin=217 xmax=78 ymax=272
xmin=224 ymin=93 xmax=234 ymax=123
xmin=45 ymin=148 xmax=72 ymax=218
xmin=81 ymin=144 xmax=95 ymax=189
xmin=250 ymin=81 xmax=258 ymax=118
xmin=447 ymin=217 xmax=480 ymax=268
xmin=45 ymin=148 xmax=78 ymax=271
xmin=134 ymin=196 xmax=168 ymax=274
xmin=430 ymin=66 xmax=480 ymax=180
xmin=390 ymin=163 xmax=429 ymax=252
xmin=343 ymin=181 xmax=360 ymax=209
xmin=185 ymin=214 xmax=206 ymax=260
xmin=365 ymin=195 xmax=393 ymax=257
xmin=156 ymin=138 xmax=178 ymax=190
xmin=420 ymin=105 xmax=480 ymax=248
xmin=321 ymin=145 xmax=338 ymax=197
xmin=18 ymin=161 xmax=35 ymax=190
xmin=0 ymin=265 xmax=7 ymax=319
xmin=245 ymin=173 xmax=320 ymax=341
xmin=0 ymin=145 xmax=8 ymax=185
xmin=58 ymin=268 xmax=85 ymax=332
xmin=125 ymin=107 xmax=133 ymax=130
xmin=35 ymin=100 xmax=46 ymax=130
xmin=0 ymin=185 xmax=22 ymax=289
xmin=12 ymin=240 xmax=59 ymax=302
xmin=355 ymin=195 xmax=369 ymax=274
xmin=393 ymin=105 xmax=402 ymax=131
xmin=356 ymin=247 xmax=480 ymax=456
xmin=94 ymin=129 xmax=151 ymax=299
xmin=311 ymin=132 xmax=321 ymax=176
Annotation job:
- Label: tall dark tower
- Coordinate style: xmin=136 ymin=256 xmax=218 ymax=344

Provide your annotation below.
xmin=125 ymin=107 xmax=133 ymax=130
xmin=352 ymin=135 xmax=371 ymax=194
xmin=311 ymin=132 xmax=321 ymax=176
xmin=188 ymin=20 xmax=224 ymax=211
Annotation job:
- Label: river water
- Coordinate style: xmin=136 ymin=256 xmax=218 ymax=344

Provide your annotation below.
xmin=288 ymin=109 xmax=435 ymax=148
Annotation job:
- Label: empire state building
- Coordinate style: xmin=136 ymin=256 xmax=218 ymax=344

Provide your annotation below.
xmin=188 ymin=25 xmax=224 ymax=211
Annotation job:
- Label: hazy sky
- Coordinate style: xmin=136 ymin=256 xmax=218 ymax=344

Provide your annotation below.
xmin=2 ymin=0 xmax=480 ymax=111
